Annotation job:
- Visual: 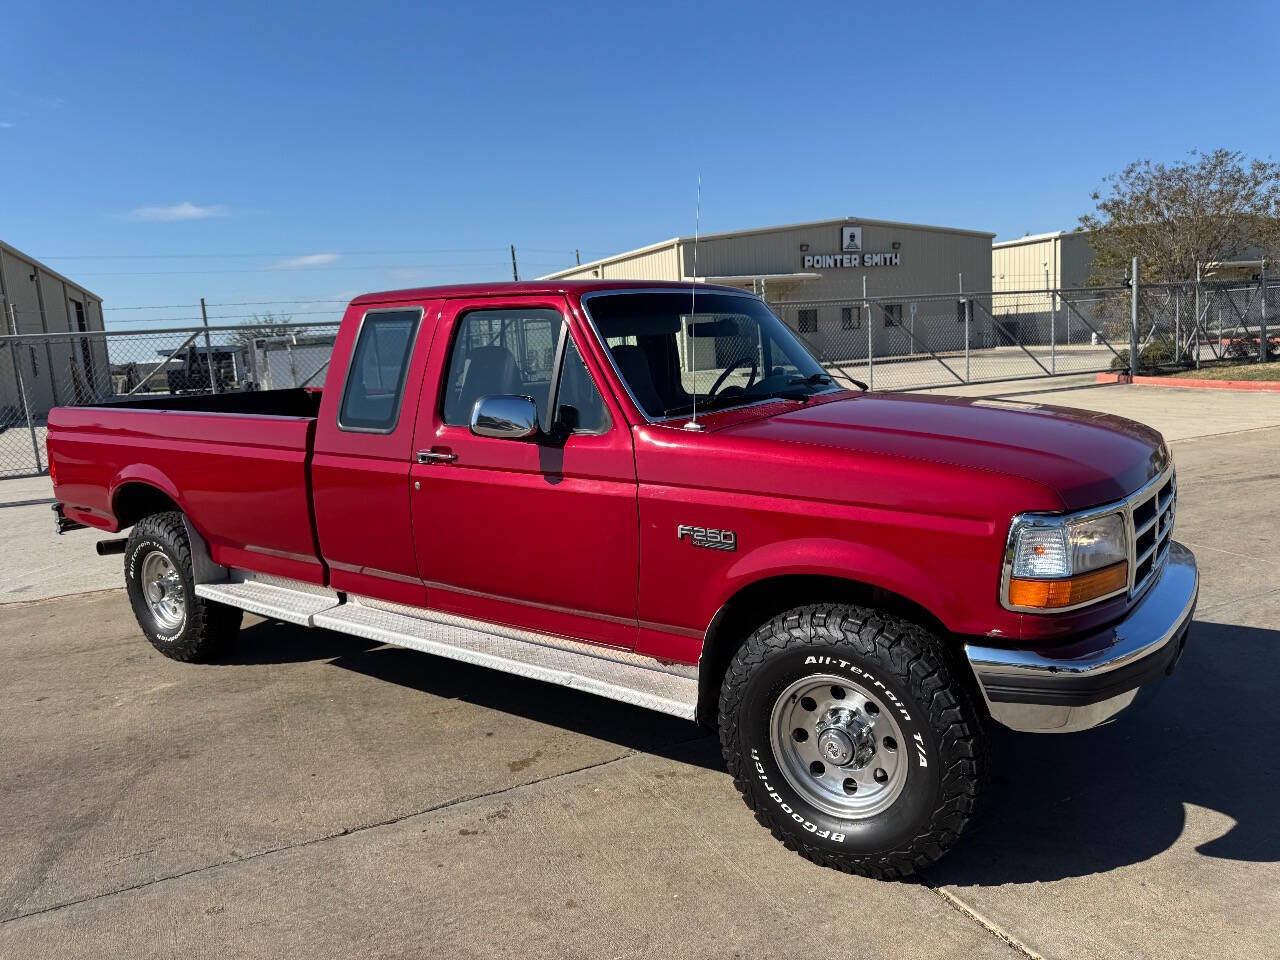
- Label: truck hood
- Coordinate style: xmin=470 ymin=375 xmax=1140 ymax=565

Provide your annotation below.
xmin=718 ymin=392 xmax=1168 ymax=510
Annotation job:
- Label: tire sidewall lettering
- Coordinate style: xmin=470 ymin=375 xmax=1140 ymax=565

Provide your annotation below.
xmin=739 ymin=646 xmax=940 ymax=855
xmin=126 ymin=538 xmax=186 ymax=644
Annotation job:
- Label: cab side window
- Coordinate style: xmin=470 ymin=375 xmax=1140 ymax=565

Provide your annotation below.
xmin=442 ymin=308 xmax=608 ymax=435
xmin=338 ymin=309 xmax=421 ymax=432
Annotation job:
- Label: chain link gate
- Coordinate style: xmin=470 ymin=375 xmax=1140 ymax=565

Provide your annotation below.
xmin=772 ymin=287 xmax=1130 ymax=392
xmin=771 ymin=275 xmax=1271 ymax=391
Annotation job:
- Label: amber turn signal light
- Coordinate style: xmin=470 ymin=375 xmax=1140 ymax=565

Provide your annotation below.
xmin=1008 ymin=561 xmax=1128 ymax=609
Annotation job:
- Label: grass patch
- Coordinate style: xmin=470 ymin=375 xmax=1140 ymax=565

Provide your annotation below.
xmin=1153 ymin=362 xmax=1280 ymax=381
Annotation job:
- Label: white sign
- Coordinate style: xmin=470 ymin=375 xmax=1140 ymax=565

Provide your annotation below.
xmin=841 ymin=226 xmax=862 ymax=252
xmin=803 ymin=252 xmax=901 ymax=269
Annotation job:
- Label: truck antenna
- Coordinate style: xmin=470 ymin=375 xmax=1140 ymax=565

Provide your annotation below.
xmin=684 ymin=174 xmax=705 ymax=431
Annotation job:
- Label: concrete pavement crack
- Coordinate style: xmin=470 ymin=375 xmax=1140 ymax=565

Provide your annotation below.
xmin=0 ymin=743 xmax=690 ymax=927
xmin=918 ymin=880 xmax=1045 ymax=960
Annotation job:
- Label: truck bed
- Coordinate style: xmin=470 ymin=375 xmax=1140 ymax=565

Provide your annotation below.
xmin=47 ymin=388 xmax=326 ymax=584
xmin=91 ymin=387 xmax=323 ymax=418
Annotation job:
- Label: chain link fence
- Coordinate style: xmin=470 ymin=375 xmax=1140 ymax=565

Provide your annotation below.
xmin=1 ymin=273 xmax=1274 ymax=478
xmin=772 ymin=276 xmax=1273 ymax=392
xmin=0 ymin=321 xmax=339 ymax=478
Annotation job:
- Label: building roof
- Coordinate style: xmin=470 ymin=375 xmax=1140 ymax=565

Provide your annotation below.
xmin=990 ymin=230 xmax=1100 ymax=249
xmin=541 ymin=215 xmax=997 ymax=279
xmin=0 ymin=238 xmax=103 ymax=302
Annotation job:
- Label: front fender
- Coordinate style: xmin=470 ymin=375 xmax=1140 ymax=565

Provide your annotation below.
xmin=711 ymin=536 xmax=962 ymax=633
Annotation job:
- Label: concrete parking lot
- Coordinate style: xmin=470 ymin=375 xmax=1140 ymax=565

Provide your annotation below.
xmin=2 ymin=382 xmax=1278 ymax=959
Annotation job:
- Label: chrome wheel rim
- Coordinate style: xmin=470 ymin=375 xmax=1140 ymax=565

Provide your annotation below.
xmin=140 ymin=549 xmax=186 ymax=632
xmin=769 ymin=673 xmax=909 ymax=819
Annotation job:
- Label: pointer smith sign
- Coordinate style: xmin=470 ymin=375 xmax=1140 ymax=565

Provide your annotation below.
xmin=803 ymin=225 xmax=902 ymax=269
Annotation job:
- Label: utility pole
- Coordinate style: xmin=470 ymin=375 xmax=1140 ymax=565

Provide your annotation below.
xmin=575 ymin=249 xmax=581 ymax=266
xmin=199 ymin=297 xmax=219 ymax=394
xmin=510 ymin=245 xmax=519 ymax=282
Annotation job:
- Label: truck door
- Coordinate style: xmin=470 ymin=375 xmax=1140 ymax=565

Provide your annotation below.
xmin=409 ymin=296 xmax=639 ymax=649
xmin=312 ymin=299 xmax=442 ymax=606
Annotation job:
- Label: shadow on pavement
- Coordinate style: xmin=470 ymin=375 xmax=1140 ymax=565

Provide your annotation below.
xmin=927 ymin=619 xmax=1280 ymax=885
xmin=221 ymin=617 xmax=1279 ymax=879
xmin=225 ymin=618 xmax=720 ymax=770
xmin=215 ymin=619 xmax=382 ymax=665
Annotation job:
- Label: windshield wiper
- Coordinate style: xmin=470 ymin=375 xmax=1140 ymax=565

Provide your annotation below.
xmin=787 ymin=373 xmax=833 ymax=387
xmin=792 ymin=370 xmax=868 ymax=392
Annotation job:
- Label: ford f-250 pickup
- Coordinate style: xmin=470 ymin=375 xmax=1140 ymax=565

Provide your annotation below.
xmin=48 ymin=280 xmax=1198 ymax=878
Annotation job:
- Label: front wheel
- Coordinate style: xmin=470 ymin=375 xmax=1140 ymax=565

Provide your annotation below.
xmin=124 ymin=511 xmax=242 ymax=662
xmin=718 ymin=603 xmax=989 ymax=879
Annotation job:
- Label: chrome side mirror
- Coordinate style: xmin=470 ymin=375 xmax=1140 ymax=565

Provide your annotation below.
xmin=470 ymin=394 xmax=539 ymax=440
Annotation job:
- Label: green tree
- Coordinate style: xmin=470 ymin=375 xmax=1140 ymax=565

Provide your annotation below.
xmin=1080 ymin=149 xmax=1280 ymax=283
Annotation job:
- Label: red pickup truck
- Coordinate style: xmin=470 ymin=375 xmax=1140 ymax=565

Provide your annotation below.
xmin=48 ymin=280 xmax=1198 ymax=878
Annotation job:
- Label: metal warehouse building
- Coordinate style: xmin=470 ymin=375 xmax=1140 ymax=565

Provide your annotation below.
xmin=542 ymin=217 xmax=994 ymax=359
xmin=1 ymin=239 xmax=107 ymax=417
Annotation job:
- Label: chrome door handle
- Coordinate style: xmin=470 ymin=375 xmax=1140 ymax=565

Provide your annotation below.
xmin=416 ymin=450 xmax=457 ymax=464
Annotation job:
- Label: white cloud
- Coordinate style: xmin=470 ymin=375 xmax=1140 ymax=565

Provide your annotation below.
xmin=272 ymin=253 xmax=340 ymax=269
xmin=127 ymin=201 xmax=229 ymax=222
xmin=0 ymin=122 xmax=13 ymax=129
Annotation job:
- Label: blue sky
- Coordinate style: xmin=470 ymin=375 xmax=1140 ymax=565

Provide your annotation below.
xmin=4 ymin=0 xmax=1278 ymax=328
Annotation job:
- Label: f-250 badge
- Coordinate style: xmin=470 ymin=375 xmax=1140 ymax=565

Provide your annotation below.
xmin=677 ymin=524 xmax=737 ymax=552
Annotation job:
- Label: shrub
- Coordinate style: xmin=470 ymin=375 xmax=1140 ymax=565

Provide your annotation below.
xmin=1109 ymin=339 xmax=1188 ymax=372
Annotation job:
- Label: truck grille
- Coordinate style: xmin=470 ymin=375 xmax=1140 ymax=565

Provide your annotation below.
xmin=1128 ymin=469 xmax=1176 ymax=597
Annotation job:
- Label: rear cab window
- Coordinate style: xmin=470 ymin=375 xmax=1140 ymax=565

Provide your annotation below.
xmin=338 ymin=308 xmax=423 ymax=432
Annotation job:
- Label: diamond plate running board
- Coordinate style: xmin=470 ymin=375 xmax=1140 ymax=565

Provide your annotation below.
xmin=313 ymin=599 xmax=699 ymax=721
xmin=195 ymin=575 xmax=340 ymax=627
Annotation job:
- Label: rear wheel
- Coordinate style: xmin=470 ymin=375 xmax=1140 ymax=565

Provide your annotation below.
xmin=124 ymin=511 xmax=242 ymax=662
xmin=718 ymin=603 xmax=989 ymax=879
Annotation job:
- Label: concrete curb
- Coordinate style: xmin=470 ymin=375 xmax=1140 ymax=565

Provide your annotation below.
xmin=1096 ymin=371 xmax=1280 ymax=392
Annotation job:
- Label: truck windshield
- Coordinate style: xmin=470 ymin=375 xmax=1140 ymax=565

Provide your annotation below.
xmin=583 ymin=291 xmax=839 ymax=420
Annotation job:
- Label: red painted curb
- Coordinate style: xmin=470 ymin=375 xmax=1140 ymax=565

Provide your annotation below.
xmin=1096 ymin=371 xmax=1280 ymax=391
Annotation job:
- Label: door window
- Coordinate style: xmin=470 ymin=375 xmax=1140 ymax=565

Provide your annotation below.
xmin=338 ymin=308 xmax=421 ymax=432
xmin=442 ymin=308 xmax=607 ymax=435
xmin=555 ymin=337 xmax=609 ymax=434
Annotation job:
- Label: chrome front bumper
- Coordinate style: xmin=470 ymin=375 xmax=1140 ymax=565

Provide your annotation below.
xmin=965 ymin=541 xmax=1198 ymax=733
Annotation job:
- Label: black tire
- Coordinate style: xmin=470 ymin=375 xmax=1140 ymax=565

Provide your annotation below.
xmin=124 ymin=511 xmax=242 ymax=662
xmin=718 ymin=603 xmax=989 ymax=879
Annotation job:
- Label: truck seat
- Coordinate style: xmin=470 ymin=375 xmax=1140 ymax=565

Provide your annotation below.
xmin=451 ymin=345 xmax=524 ymax=423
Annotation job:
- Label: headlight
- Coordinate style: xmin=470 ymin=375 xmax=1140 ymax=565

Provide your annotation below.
xmin=1004 ymin=511 xmax=1128 ymax=611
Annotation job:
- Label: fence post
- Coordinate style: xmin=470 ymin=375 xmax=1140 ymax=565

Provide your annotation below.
xmin=5 ymin=303 xmax=43 ymax=473
xmin=200 ymin=297 xmax=219 ymax=394
xmin=964 ymin=296 xmax=972 ymax=383
xmin=1129 ymin=257 xmax=1140 ymax=375
xmin=1047 ymin=268 xmax=1056 ymax=375
xmin=1194 ymin=262 xmax=1202 ymax=369
xmin=1261 ymin=259 xmax=1269 ymax=363
xmin=864 ymin=275 xmax=873 ymax=390
xmin=1174 ymin=292 xmax=1180 ymax=361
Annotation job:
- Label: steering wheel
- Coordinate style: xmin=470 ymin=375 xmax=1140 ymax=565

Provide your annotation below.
xmin=708 ymin=355 xmax=760 ymax=399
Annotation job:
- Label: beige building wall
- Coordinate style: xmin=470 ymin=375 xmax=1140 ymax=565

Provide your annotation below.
xmin=542 ymin=218 xmax=995 ymax=359
xmin=0 ymin=240 xmax=106 ymax=416
xmin=545 ymin=239 xmax=684 ymax=282
xmin=992 ymin=231 xmax=1097 ymax=295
